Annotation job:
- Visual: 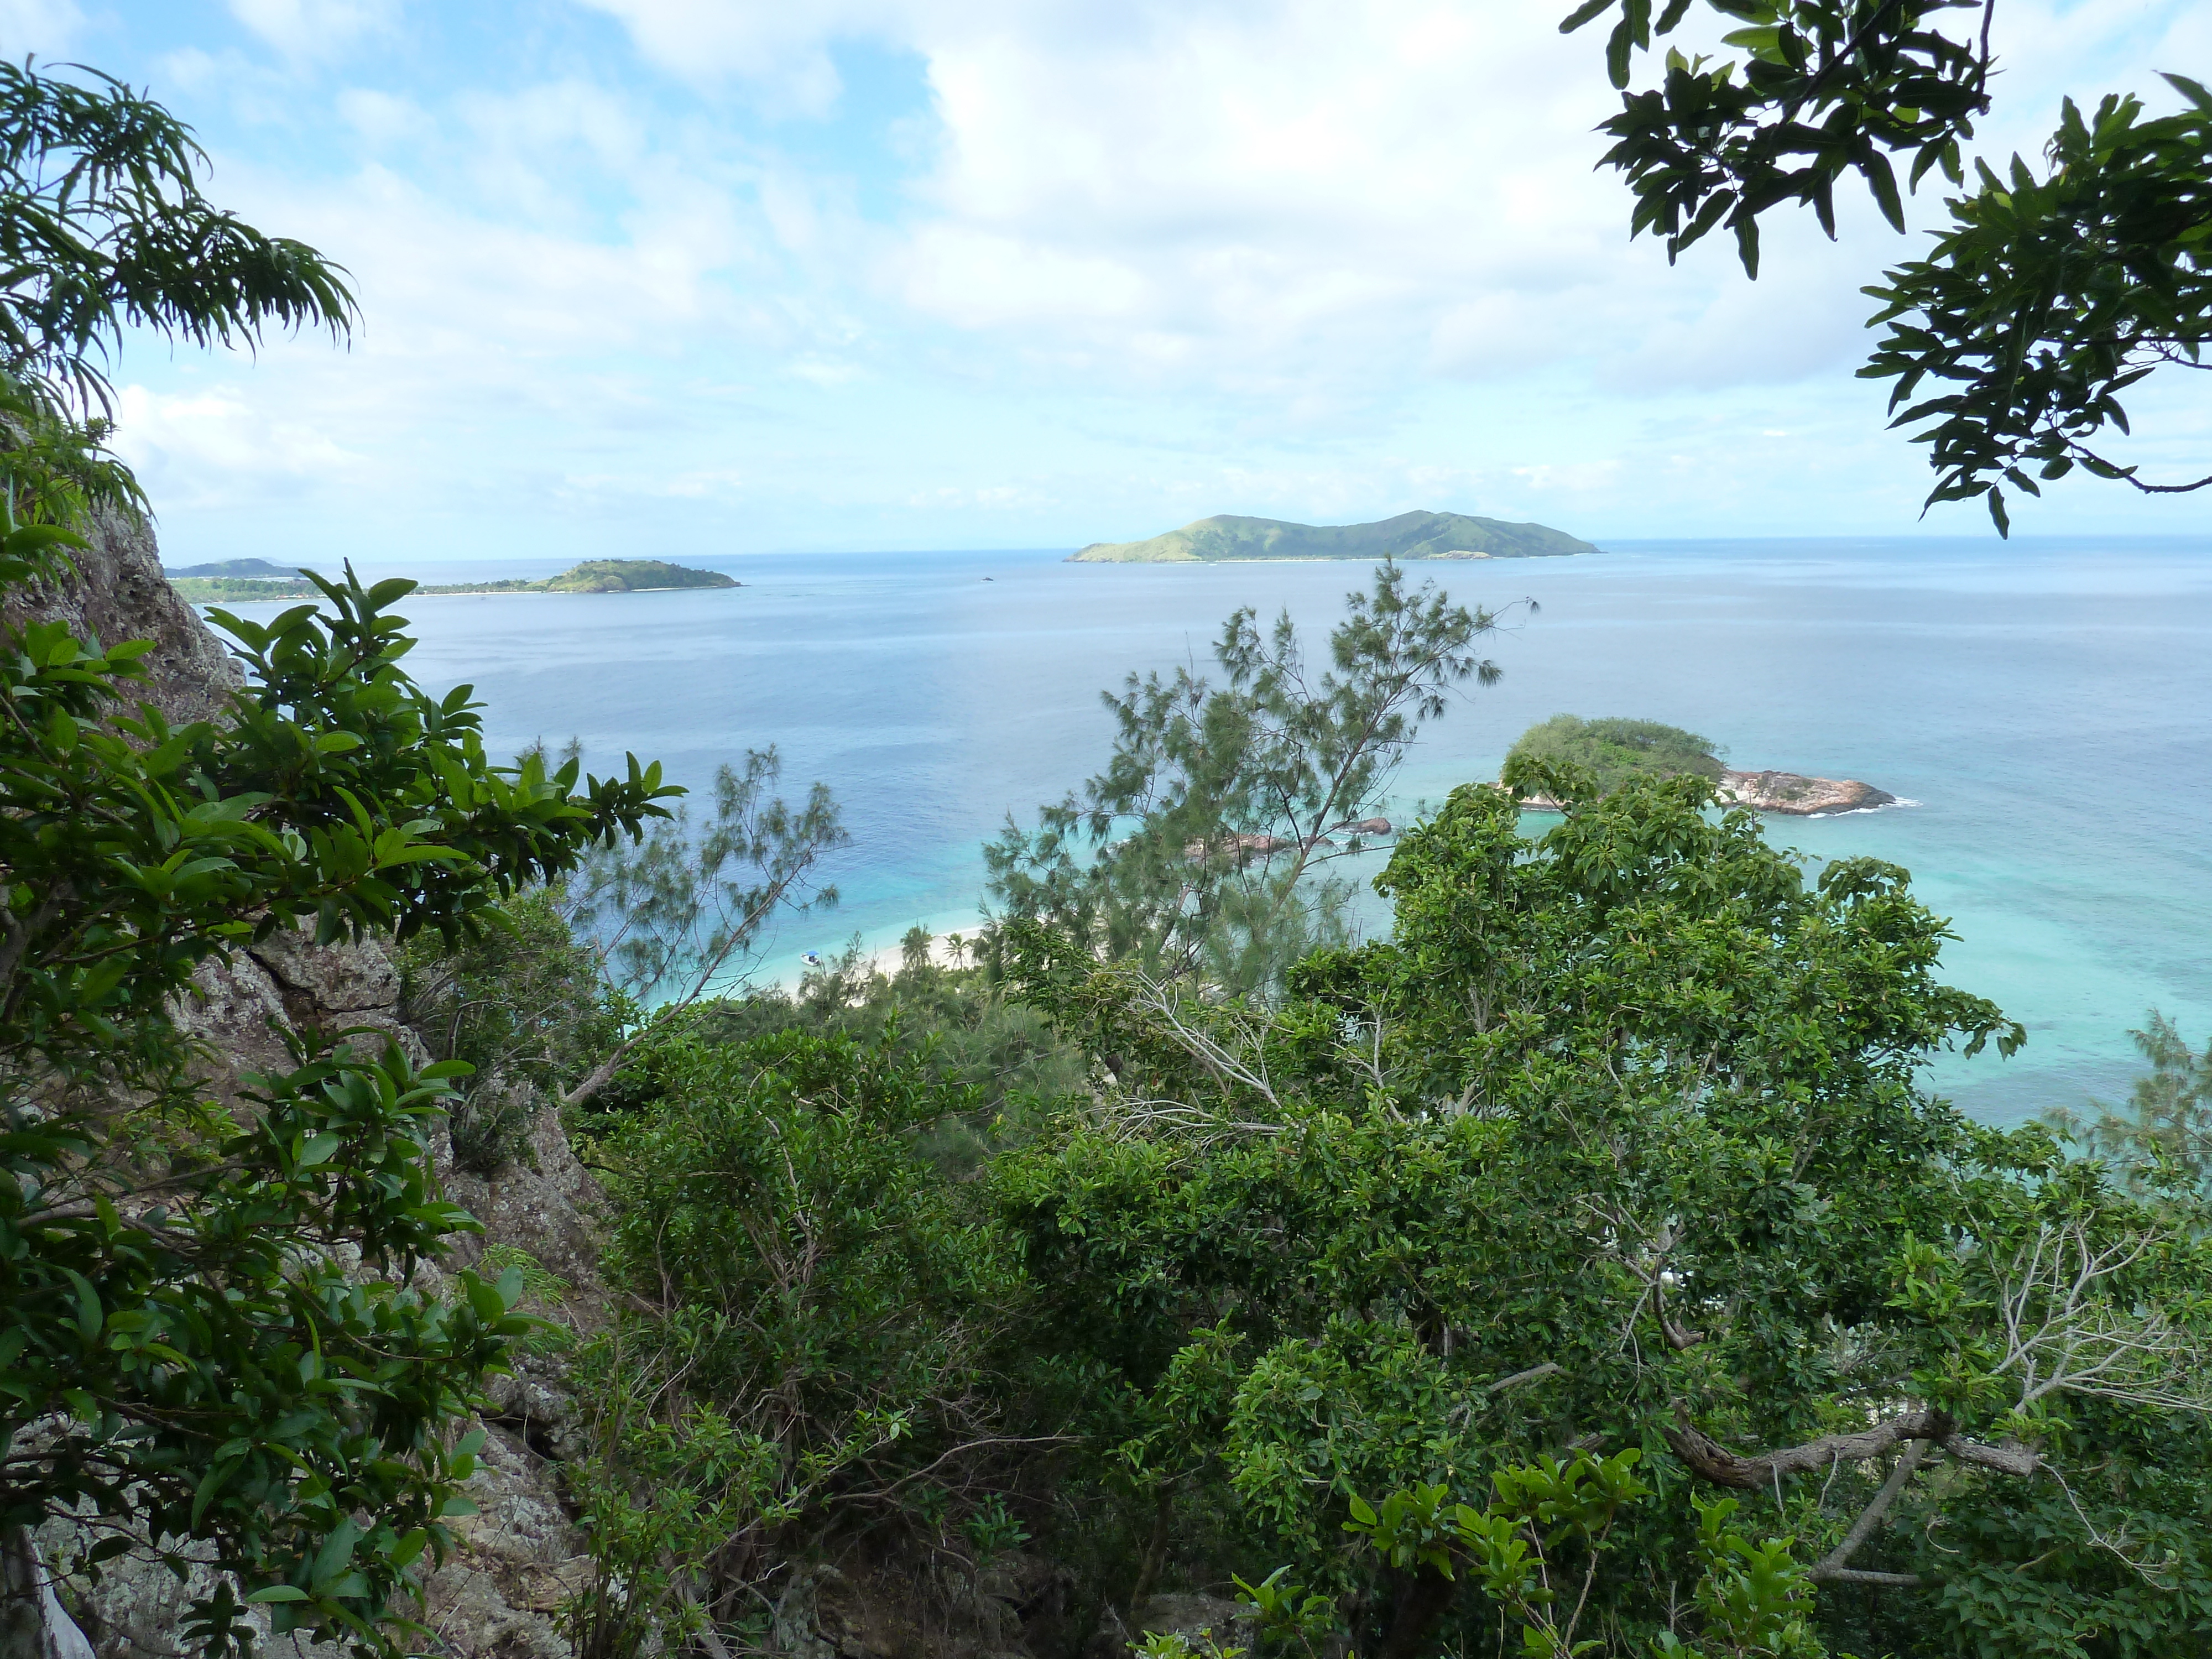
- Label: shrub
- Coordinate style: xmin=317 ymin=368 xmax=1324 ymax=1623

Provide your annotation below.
xmin=567 ymin=1025 xmax=1029 ymax=1654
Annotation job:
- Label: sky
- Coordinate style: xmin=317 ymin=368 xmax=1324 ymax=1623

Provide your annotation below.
xmin=6 ymin=0 xmax=2210 ymax=562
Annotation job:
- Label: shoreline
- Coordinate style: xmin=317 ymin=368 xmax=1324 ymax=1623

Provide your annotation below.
xmin=186 ymin=582 xmax=739 ymax=604
xmin=1067 ymin=550 xmax=1592 ymax=566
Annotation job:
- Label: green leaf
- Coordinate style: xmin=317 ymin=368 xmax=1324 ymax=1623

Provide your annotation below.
xmin=62 ymin=1267 xmax=102 ymax=1340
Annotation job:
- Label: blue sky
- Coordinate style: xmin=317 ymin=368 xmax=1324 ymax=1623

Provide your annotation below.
xmin=8 ymin=0 xmax=2211 ymax=562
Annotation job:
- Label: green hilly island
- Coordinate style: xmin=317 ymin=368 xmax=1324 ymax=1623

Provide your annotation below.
xmin=167 ymin=557 xmax=739 ymax=603
xmin=165 ymin=557 xmax=305 ymax=579
xmin=1070 ymin=509 xmax=1595 ymax=563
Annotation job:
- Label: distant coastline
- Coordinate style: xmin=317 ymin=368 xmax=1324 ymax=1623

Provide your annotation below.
xmin=1071 ymin=508 xmax=1596 ymax=563
xmin=166 ymin=557 xmax=739 ymax=604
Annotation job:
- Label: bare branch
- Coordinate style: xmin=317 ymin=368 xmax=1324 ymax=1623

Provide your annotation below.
xmin=1992 ymin=1219 xmax=2212 ymax=1414
xmin=1666 ymin=1405 xmax=2039 ymax=1490
xmin=1811 ymin=1436 xmax=1926 ymax=1582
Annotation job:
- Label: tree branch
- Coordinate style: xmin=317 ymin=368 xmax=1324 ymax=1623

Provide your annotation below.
xmin=1810 ymin=1435 xmax=1925 ymax=1582
xmin=1665 ymin=1404 xmax=2041 ymax=1490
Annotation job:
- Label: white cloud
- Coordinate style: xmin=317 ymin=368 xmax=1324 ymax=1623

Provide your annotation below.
xmin=1512 ymin=459 xmax=1622 ymax=494
xmin=112 ymin=385 xmax=369 ymax=509
xmin=227 ymin=0 xmax=400 ymax=65
xmin=0 ymin=0 xmax=82 ymax=54
xmin=570 ymin=0 xmax=888 ymax=113
xmin=101 ymin=0 xmax=2212 ymax=555
xmin=787 ymin=357 xmax=864 ymax=387
xmin=336 ymin=87 xmax=431 ymax=147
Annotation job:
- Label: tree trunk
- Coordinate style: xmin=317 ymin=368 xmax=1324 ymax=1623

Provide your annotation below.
xmin=0 ymin=1526 xmax=96 ymax=1659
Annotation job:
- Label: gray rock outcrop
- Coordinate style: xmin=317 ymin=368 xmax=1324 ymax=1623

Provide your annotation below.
xmin=1714 ymin=768 xmax=1897 ymax=816
xmin=0 ymin=508 xmax=243 ymax=725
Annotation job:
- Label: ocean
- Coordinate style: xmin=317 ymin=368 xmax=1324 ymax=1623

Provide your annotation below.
xmin=217 ymin=536 xmax=2212 ymax=1129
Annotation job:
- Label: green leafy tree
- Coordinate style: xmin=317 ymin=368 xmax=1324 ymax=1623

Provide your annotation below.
xmin=1341 ymin=1455 xmax=1822 ymax=1658
xmin=993 ymin=771 xmax=2212 ymax=1656
xmin=985 ymin=562 xmax=1510 ymax=995
xmin=0 ymin=546 xmax=679 ymax=1651
xmin=1563 ymin=3 xmax=2212 ymax=531
xmin=2046 ymin=1010 xmax=2212 ymax=1198
xmin=398 ymin=885 xmax=634 ymax=1173
xmin=666 ymin=928 xmax=1088 ymax=1170
xmin=0 ymin=57 xmax=353 ymax=521
xmin=557 ymin=745 xmax=847 ymax=1108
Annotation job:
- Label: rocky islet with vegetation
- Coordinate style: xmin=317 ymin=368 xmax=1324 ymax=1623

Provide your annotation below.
xmin=164 ymin=556 xmax=740 ymax=604
xmin=1504 ymin=713 xmax=1897 ymax=816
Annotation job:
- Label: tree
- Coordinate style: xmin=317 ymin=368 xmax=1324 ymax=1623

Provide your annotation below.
xmin=0 ymin=553 xmax=679 ymax=1653
xmin=554 ymin=745 xmax=848 ymax=1108
xmin=2046 ymin=1010 xmax=2212 ymax=1198
xmin=566 ymin=1024 xmax=1028 ymax=1659
xmin=0 ymin=57 xmax=354 ymax=521
xmin=397 ymin=885 xmax=634 ymax=1173
xmin=984 ymin=562 xmax=1511 ymax=995
xmin=1563 ymin=2 xmax=2212 ymax=532
xmin=992 ymin=770 xmax=2212 ymax=1656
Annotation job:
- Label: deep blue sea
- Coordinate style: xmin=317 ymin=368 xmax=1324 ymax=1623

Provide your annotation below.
xmin=214 ymin=537 xmax=2212 ymax=1129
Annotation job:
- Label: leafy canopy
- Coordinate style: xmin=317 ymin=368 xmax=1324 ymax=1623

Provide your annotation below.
xmin=1562 ymin=3 xmax=2212 ymax=530
xmin=568 ymin=1024 xmax=1024 ymax=1658
xmin=985 ymin=561 xmax=1508 ymax=994
xmin=991 ymin=770 xmax=2212 ymax=1657
xmin=0 ymin=57 xmax=353 ymax=518
xmin=0 ymin=57 xmax=353 ymax=409
xmin=0 ymin=544 xmax=679 ymax=1654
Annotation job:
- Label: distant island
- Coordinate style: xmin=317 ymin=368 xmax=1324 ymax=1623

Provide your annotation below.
xmin=1070 ymin=509 xmax=1597 ymax=563
xmin=165 ymin=557 xmax=305 ymax=579
xmin=166 ymin=557 xmax=740 ymax=603
xmin=1505 ymin=715 xmax=1898 ymax=817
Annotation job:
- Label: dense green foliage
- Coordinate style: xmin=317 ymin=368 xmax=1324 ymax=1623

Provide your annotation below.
xmin=1563 ymin=2 xmax=2212 ymax=529
xmin=573 ymin=752 xmax=2212 ymax=1658
xmin=398 ymin=885 xmax=633 ymax=1175
xmin=673 ymin=930 xmax=1087 ymax=1157
xmin=567 ymin=1024 xmax=1029 ymax=1657
xmin=1504 ymin=713 xmax=1725 ymax=797
xmin=0 ymin=547 xmax=676 ymax=1651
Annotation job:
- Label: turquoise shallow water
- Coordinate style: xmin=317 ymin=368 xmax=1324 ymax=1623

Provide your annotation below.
xmin=219 ymin=536 xmax=2212 ymax=1128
